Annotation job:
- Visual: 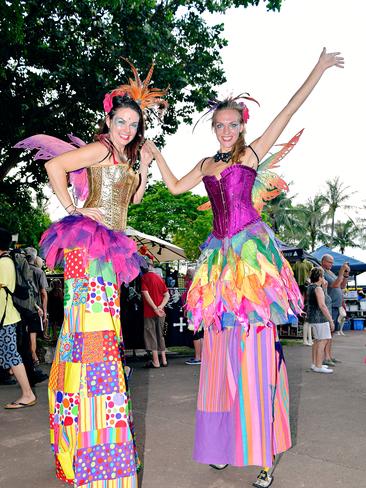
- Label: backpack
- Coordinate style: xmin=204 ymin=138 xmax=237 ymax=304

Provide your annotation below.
xmin=0 ymin=249 xmax=38 ymax=327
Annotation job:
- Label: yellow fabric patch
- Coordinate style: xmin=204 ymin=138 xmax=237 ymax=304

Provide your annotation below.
xmin=64 ymin=362 xmax=81 ymax=393
xmin=83 ymin=312 xmax=115 ymax=332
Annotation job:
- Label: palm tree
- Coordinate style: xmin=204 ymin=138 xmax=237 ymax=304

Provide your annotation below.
xmin=264 ymin=192 xmax=301 ymax=237
xmin=332 ymin=219 xmax=361 ymax=254
xmin=295 ymin=195 xmax=329 ymax=251
xmin=321 ymin=177 xmax=354 ymax=245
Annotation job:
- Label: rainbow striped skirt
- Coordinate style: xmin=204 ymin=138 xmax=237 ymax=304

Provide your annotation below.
xmin=187 ymin=220 xmax=303 ymax=467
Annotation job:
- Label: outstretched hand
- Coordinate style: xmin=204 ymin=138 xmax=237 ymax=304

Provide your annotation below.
xmin=317 ymin=47 xmax=344 ymax=71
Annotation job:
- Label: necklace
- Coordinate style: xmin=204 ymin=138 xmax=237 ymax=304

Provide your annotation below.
xmin=213 ymin=150 xmax=232 ymax=163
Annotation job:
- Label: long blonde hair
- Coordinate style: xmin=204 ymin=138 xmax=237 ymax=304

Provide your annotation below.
xmin=211 ymin=100 xmax=246 ymax=163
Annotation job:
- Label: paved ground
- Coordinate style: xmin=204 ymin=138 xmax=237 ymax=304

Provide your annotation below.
xmin=0 ymin=331 xmax=365 ymax=488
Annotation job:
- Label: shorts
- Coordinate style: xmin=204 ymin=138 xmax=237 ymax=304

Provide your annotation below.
xmin=144 ymin=316 xmax=166 ymax=351
xmin=27 ymin=314 xmax=43 ymax=334
xmin=0 ymin=323 xmax=23 ymax=369
xmin=311 ymin=322 xmax=332 ymax=340
xmin=192 ymin=329 xmax=204 ymax=341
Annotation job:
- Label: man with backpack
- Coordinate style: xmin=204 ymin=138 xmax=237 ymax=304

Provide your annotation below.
xmin=0 ymin=227 xmax=37 ymax=409
xmin=24 ymin=247 xmax=48 ymax=367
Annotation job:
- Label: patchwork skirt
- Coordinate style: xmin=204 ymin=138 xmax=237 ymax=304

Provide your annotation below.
xmin=42 ymin=216 xmax=142 ymax=487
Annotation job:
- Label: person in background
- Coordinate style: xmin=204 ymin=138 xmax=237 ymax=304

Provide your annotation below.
xmin=182 ymin=268 xmax=203 ymax=365
xmin=141 ymin=258 xmax=170 ymax=368
xmin=292 ymin=251 xmax=314 ymax=346
xmin=321 ymin=254 xmax=350 ymax=366
xmin=25 ymin=247 xmax=48 ymax=367
xmin=337 ymin=267 xmax=350 ymax=335
xmin=47 ymin=278 xmax=64 ymax=341
xmin=0 ymin=227 xmax=37 ymax=409
xmin=307 ymin=267 xmax=334 ymax=374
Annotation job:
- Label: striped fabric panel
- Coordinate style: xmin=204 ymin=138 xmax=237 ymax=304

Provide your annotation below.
xmin=79 ymin=476 xmax=137 ymax=488
xmin=79 ymin=396 xmax=106 ymax=433
xmin=196 ymin=325 xmax=291 ymax=467
xmin=77 ymin=427 xmax=130 ymax=449
xmin=197 ymin=329 xmax=233 ymax=412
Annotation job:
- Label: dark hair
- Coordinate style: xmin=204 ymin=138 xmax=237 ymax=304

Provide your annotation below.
xmin=212 ymin=100 xmax=246 ymax=163
xmin=0 ymin=227 xmax=12 ymax=251
xmin=98 ymin=95 xmax=144 ymax=165
xmin=310 ymin=266 xmax=324 ymax=283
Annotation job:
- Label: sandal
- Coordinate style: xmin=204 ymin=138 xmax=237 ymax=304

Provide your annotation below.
xmin=252 ymin=469 xmax=273 ymax=488
xmin=4 ymin=398 xmax=37 ymax=409
xmin=209 ymin=464 xmax=228 ymax=470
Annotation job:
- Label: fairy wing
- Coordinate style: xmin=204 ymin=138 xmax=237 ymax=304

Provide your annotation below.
xmin=14 ymin=133 xmax=89 ymax=202
xmin=252 ymin=129 xmax=304 ymax=213
xmin=197 ymin=129 xmax=303 ymax=213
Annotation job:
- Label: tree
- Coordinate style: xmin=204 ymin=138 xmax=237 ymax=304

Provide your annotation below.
xmin=0 ymin=181 xmax=51 ymax=247
xmin=294 ymin=195 xmax=329 ymax=251
xmin=263 ymin=191 xmax=301 ymax=240
xmin=0 ymin=0 xmax=282 ymax=192
xmin=128 ymin=180 xmax=211 ymax=239
xmin=332 ymin=219 xmax=361 ymax=254
xmin=321 ymin=177 xmax=354 ymax=245
xmin=174 ymin=210 xmax=213 ymax=260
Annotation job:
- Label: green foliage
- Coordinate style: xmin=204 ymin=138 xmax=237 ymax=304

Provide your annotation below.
xmin=127 ymin=181 xmax=212 ymax=258
xmin=321 ymin=177 xmax=354 ymax=245
xmin=0 ymin=182 xmax=51 ymax=247
xmin=0 ymin=0 xmax=281 ymax=190
xmin=332 ymin=219 xmax=361 ymax=254
xmin=174 ymin=210 xmax=213 ymax=260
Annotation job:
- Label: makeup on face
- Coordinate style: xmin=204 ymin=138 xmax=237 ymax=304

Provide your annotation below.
xmin=213 ymin=109 xmax=243 ymax=151
xmin=109 ymin=107 xmax=140 ymax=146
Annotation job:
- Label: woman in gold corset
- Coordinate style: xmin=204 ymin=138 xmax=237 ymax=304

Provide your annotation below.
xmin=16 ymin=65 xmax=167 ymax=488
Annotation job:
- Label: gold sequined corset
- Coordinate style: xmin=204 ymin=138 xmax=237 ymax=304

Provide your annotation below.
xmin=83 ymin=164 xmax=140 ymax=231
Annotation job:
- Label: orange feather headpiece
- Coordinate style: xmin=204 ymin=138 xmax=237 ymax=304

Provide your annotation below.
xmin=103 ymin=59 xmax=168 ymax=116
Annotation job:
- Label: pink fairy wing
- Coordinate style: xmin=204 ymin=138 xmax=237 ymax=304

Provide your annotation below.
xmin=67 ymin=133 xmax=87 ymax=148
xmin=14 ymin=134 xmax=76 ymax=160
xmin=14 ymin=133 xmax=89 ymax=202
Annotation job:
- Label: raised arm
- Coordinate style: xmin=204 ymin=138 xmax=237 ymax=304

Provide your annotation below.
xmin=142 ymin=140 xmax=203 ymax=195
xmin=45 ymin=142 xmax=108 ymax=220
xmin=251 ymin=48 xmax=344 ymax=161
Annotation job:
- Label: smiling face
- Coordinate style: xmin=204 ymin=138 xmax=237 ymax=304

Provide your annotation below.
xmin=107 ymin=107 xmax=140 ymax=149
xmin=213 ymin=108 xmax=244 ymax=152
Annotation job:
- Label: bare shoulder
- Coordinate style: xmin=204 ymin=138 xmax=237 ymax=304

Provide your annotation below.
xmin=195 ymin=156 xmax=213 ymax=173
xmin=237 ymin=144 xmax=260 ymax=169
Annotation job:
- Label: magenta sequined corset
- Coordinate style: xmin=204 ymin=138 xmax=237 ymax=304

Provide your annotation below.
xmin=203 ymin=164 xmax=261 ymax=239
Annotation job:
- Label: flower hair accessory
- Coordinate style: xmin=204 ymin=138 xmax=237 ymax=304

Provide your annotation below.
xmin=103 ymin=59 xmax=168 ymax=117
xmin=193 ymin=92 xmax=260 ymax=131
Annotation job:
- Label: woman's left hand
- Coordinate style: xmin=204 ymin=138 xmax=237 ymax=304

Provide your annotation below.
xmin=317 ymin=47 xmax=344 ymax=71
xmin=140 ymin=140 xmax=157 ymax=168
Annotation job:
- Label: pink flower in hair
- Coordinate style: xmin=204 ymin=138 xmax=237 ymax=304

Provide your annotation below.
xmin=242 ymin=105 xmax=250 ymax=123
xmin=103 ymin=93 xmax=114 ymax=114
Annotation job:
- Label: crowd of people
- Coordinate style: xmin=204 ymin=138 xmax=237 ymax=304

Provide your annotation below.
xmin=1 ymin=48 xmax=345 ymax=488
